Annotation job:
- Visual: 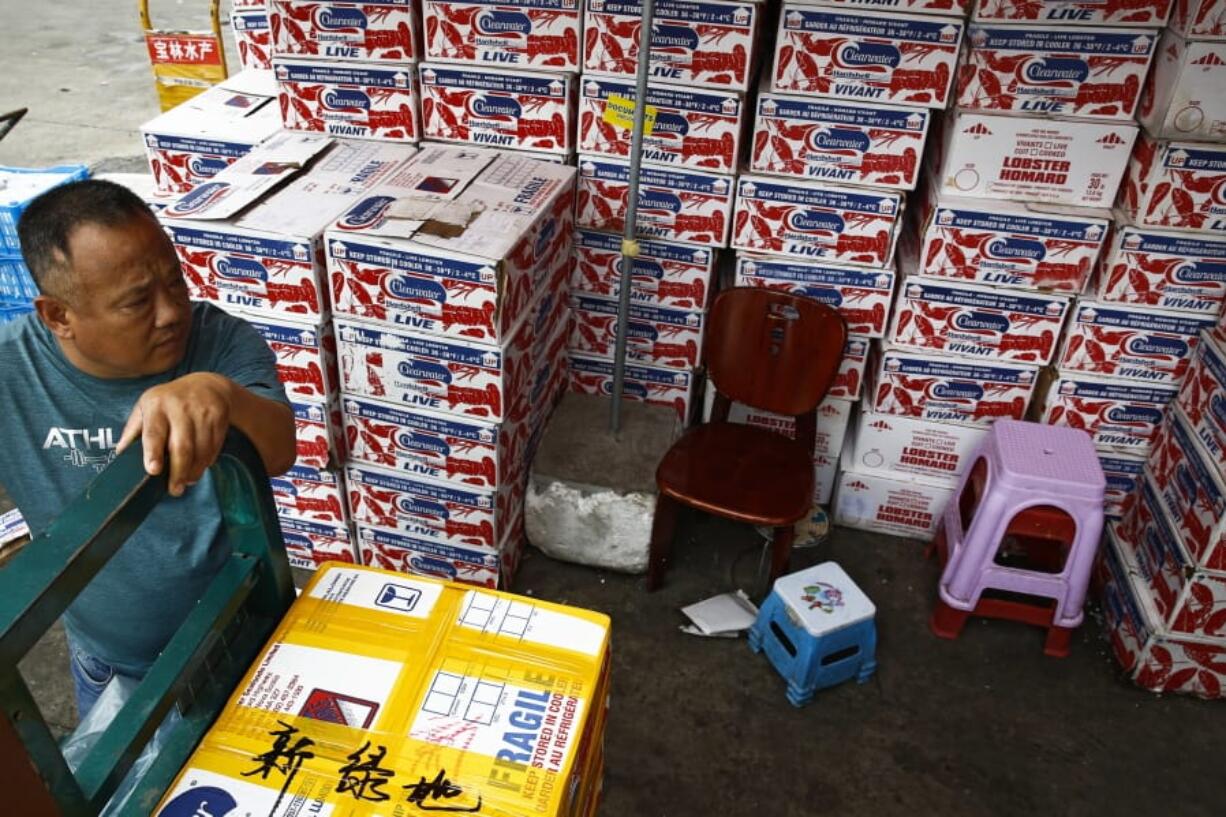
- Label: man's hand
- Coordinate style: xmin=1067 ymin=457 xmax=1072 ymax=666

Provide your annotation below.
xmin=116 ymin=373 xmax=234 ymax=496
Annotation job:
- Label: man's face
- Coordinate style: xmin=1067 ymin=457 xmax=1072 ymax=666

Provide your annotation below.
xmin=45 ymin=214 xmax=192 ymax=378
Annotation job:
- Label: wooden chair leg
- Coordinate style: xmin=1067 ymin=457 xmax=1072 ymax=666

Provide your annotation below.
xmin=768 ymin=524 xmax=794 ymax=586
xmin=646 ymin=494 xmax=678 ymax=592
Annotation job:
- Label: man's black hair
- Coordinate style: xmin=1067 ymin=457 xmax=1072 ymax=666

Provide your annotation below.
xmin=17 ymin=179 xmax=156 ymax=299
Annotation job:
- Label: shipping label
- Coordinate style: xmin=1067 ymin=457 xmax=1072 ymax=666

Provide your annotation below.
xmin=420 ymin=64 xmax=574 ymax=154
xmin=579 ymin=77 xmax=745 ymax=174
xmin=870 ymin=347 xmax=1039 ymax=426
xmin=731 ymin=174 xmax=902 ymax=267
xmin=734 ymin=254 xmax=896 ymax=338
xmin=583 ymin=0 xmax=760 ymax=92
xmin=957 ymin=26 xmax=1156 ymax=120
xmin=573 ymin=229 xmax=715 ymax=311
xmin=772 ymin=6 xmax=964 ymax=109
xmin=423 ymin=0 xmax=582 ymax=71
xmin=269 ymin=1 xmax=421 ymax=62
xmin=1095 ymin=223 xmax=1226 ymax=315
xmin=751 ymin=94 xmax=930 ymax=191
xmin=275 ymin=58 xmax=421 ymax=142
xmin=888 ymin=278 xmax=1070 ymax=365
xmin=1057 ymin=301 xmax=1217 ymax=384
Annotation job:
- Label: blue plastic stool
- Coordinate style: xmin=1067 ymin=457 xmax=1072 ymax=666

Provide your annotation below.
xmin=748 ymin=561 xmax=877 ymax=707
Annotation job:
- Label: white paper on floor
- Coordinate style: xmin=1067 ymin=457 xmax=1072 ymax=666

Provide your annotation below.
xmin=680 ymin=590 xmax=759 ymax=638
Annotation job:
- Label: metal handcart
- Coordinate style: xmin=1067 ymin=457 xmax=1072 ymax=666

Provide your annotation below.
xmin=0 ymin=432 xmax=295 ymax=816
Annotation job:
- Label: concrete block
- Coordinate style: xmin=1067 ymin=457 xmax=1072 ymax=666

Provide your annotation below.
xmin=526 ymin=392 xmax=680 ymax=573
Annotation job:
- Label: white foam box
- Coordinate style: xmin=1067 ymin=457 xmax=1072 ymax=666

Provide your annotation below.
xmin=356 ymin=522 xmax=504 ymax=587
xmin=582 ymin=0 xmax=761 ymax=93
xmin=1055 ymin=300 xmax=1218 ymax=385
xmin=419 ymin=63 xmax=576 ymax=154
xmin=751 ymin=91 xmax=930 ymax=191
xmin=734 ymin=254 xmax=896 ymax=339
xmin=973 ymin=0 xmax=1172 ymax=25
xmin=140 ymin=69 xmax=281 ymax=196
xmin=575 ymin=155 xmax=734 ymax=247
xmin=1170 ymin=0 xmax=1226 ymax=38
xmin=1118 ymin=133 xmax=1226 ymax=235
xmin=887 ymin=276 xmax=1071 ymax=366
xmin=731 ymin=173 xmax=903 ymax=267
xmin=327 ymin=144 xmax=575 ymax=345
xmin=573 ymin=229 xmax=714 ymax=312
xmin=1091 ymin=219 xmax=1226 ymax=316
xmin=915 ymin=191 xmax=1109 ymax=292
xmin=956 ymin=25 xmax=1156 ymax=121
xmin=567 ymin=352 xmax=697 ymax=423
xmin=833 ymin=465 xmax=955 ymax=541
xmin=1032 ymin=369 xmax=1178 ymax=452
xmin=868 ymin=345 xmax=1040 ymax=426
xmin=228 ymin=309 xmax=339 ymax=403
xmin=162 ymin=134 xmax=417 ymax=319
xmin=335 ymin=314 xmax=533 ymax=423
xmin=1120 ymin=473 xmax=1226 ymax=639
xmin=342 ymin=394 xmax=524 ymax=490
xmin=935 ymin=110 xmax=1137 ymax=207
xmin=1099 ymin=448 xmax=1145 ymax=519
xmin=346 ymin=460 xmax=519 ymax=550
xmin=424 ymin=0 xmax=583 ymax=72
xmin=1097 ymin=521 xmax=1226 ymax=700
xmin=269 ymin=0 xmax=422 ymax=62
xmin=274 ymin=57 xmax=422 ymax=142
xmin=847 ymin=409 xmax=988 ymax=486
xmin=292 ymin=398 xmax=345 ymax=469
xmin=567 ymin=293 xmax=705 ymax=371
xmin=578 ymin=77 xmax=745 ymax=176
xmin=1176 ymin=327 xmax=1226 ymax=477
xmin=232 ymin=9 xmax=273 ymax=70
xmin=1146 ymin=405 xmax=1226 ymax=572
xmin=279 ymin=514 xmax=359 ymax=569
xmin=1139 ymin=29 xmax=1226 ymax=143
xmin=771 ymin=5 xmax=964 ymax=109
xmin=271 ymin=464 xmax=349 ymax=525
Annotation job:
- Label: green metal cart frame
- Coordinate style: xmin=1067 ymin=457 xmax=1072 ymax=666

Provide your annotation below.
xmin=0 ymin=431 xmax=295 ymax=816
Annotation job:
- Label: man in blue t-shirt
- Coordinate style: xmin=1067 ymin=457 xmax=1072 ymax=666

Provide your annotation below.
xmin=0 ymin=179 xmax=296 ymax=717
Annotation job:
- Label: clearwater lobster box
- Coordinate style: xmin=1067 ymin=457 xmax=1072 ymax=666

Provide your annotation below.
xmin=868 ymin=345 xmax=1040 ymax=426
xmin=141 ymin=69 xmax=281 ymax=196
xmin=568 ymin=294 xmax=705 ymax=371
xmin=731 ymin=174 xmax=903 ymax=267
xmin=1139 ymin=30 xmax=1226 ymax=144
xmin=814 ymin=0 xmax=971 ymax=13
xmin=232 ymin=9 xmax=272 ymax=70
xmin=357 ymin=522 xmax=503 ymax=587
xmin=1176 ymin=328 xmax=1226 ymax=477
xmin=1091 ymin=220 xmax=1226 ymax=315
xmin=734 ymin=253 xmax=896 ymax=338
xmin=1033 ymin=370 xmax=1178 ymax=452
xmin=1170 ymin=0 xmax=1226 ymax=38
xmin=568 ymin=352 xmax=697 ymax=422
xmin=327 ymin=145 xmax=575 ymax=345
xmin=292 ymin=398 xmax=345 ymax=469
xmin=1146 ymin=405 xmax=1226 ymax=571
xmin=771 ymin=4 xmax=964 ymax=109
xmin=342 ymin=394 xmax=524 ymax=490
xmin=269 ymin=1 xmax=422 ymax=62
xmin=271 ymin=464 xmax=348 ymax=525
xmin=576 ymin=155 xmax=734 ymax=247
xmin=424 ymin=0 xmax=583 ymax=72
xmin=973 ymin=0 xmax=1173 ymax=25
xmin=916 ymin=193 xmax=1109 ymax=292
xmin=162 ymin=134 xmax=418 ymax=320
xmin=847 ymin=410 xmax=989 ymax=486
xmin=956 ymin=25 xmax=1156 ymax=121
xmin=275 ymin=57 xmax=422 ymax=142
xmin=334 ymin=315 xmax=533 ymax=422
xmin=936 ymin=111 xmax=1137 ymax=207
xmin=751 ymin=92 xmax=930 ymax=191
xmin=279 ymin=514 xmax=358 ymax=569
xmin=229 ymin=309 xmax=339 ymax=403
xmin=1119 ymin=133 xmax=1226 ymax=234
xmin=833 ymin=466 xmax=956 ymax=541
xmin=578 ymin=76 xmax=746 ymax=175
xmin=419 ymin=63 xmax=576 ymax=154
xmin=887 ymin=277 xmax=1071 ymax=366
xmin=1056 ymin=300 xmax=1218 ymax=384
xmin=1100 ymin=449 xmax=1145 ymax=519
xmin=583 ymin=0 xmax=761 ymax=93
xmin=573 ymin=228 xmax=715 ymax=312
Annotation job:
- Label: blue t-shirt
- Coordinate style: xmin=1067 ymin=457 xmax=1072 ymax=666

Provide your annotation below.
xmin=0 ymin=303 xmax=287 ymax=675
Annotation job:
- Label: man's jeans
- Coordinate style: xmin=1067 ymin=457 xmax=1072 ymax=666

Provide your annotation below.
xmin=67 ymin=638 xmax=117 ymax=720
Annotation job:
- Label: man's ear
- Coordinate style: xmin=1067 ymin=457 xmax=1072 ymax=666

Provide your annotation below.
xmin=34 ymin=294 xmax=73 ymax=340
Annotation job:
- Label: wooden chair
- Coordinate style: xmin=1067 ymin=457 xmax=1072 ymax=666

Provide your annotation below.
xmin=647 ymin=287 xmax=847 ymax=591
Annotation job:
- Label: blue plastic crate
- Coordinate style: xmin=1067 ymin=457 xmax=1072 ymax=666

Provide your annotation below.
xmin=0 ymin=164 xmax=90 ymax=253
xmin=0 ymin=298 xmax=33 ymax=324
xmin=0 ymin=255 xmax=37 ymax=301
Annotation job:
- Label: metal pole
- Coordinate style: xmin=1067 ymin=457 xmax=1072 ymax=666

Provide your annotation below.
xmin=610 ymin=0 xmax=656 ymax=433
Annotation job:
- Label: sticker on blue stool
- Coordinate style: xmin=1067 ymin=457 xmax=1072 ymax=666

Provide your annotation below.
xmin=774 ymin=562 xmax=875 ymax=637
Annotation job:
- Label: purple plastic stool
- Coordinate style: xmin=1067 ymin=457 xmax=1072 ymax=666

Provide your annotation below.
xmin=934 ymin=420 xmax=1105 ymax=655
